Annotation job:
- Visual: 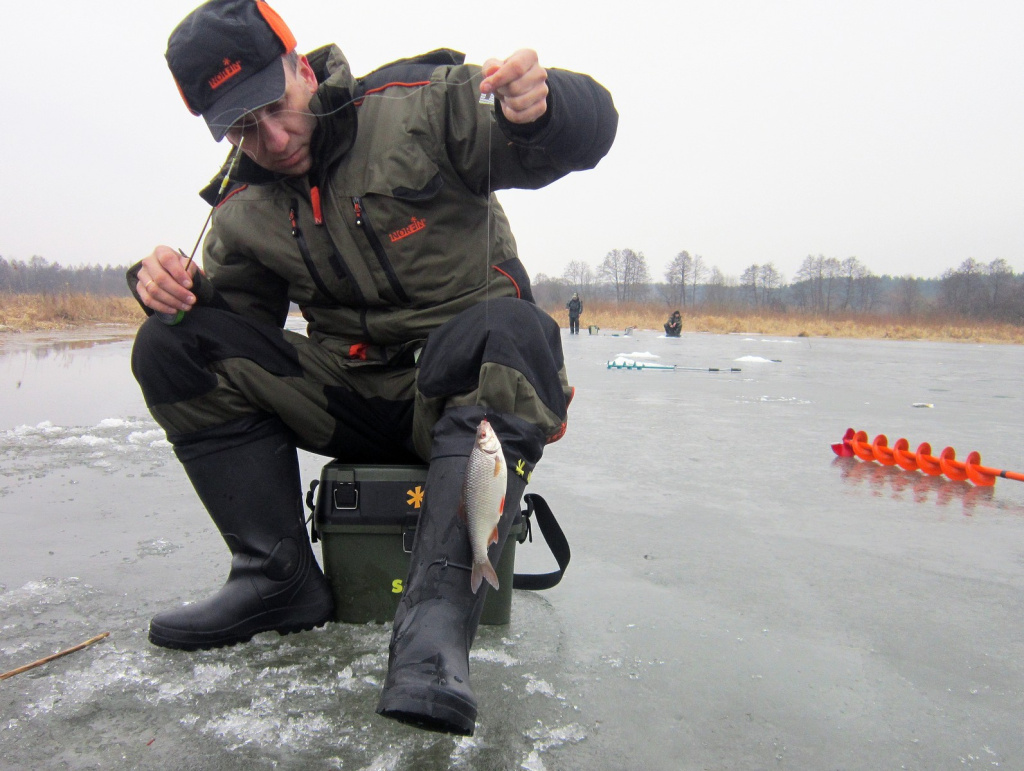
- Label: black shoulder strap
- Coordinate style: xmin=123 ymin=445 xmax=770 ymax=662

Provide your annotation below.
xmin=513 ymin=493 xmax=571 ymax=590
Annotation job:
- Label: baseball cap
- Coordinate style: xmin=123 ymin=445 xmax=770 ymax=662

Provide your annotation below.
xmin=166 ymin=0 xmax=297 ymax=140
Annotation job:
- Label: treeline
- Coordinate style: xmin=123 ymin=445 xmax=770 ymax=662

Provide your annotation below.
xmin=535 ymin=251 xmax=1024 ymax=325
xmin=5 ymin=253 xmax=1022 ymax=325
xmin=0 ymin=256 xmax=131 ymax=297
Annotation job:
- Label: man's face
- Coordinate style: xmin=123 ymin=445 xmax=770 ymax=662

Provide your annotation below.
xmin=225 ymin=56 xmax=319 ymax=176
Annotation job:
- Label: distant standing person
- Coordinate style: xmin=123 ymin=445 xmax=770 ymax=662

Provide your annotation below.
xmin=566 ymin=292 xmax=583 ymax=334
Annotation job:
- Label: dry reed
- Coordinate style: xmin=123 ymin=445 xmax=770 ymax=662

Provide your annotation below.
xmin=0 ymin=293 xmax=145 ymax=332
xmin=545 ymin=301 xmax=1024 ymax=345
xmin=0 ymin=294 xmax=1019 ymax=344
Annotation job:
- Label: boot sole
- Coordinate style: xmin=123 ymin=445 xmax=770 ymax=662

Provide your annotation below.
xmin=149 ymin=606 xmax=333 ymax=652
xmin=376 ymin=683 xmax=477 ymax=736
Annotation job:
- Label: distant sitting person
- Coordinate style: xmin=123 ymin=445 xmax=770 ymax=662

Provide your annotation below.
xmin=565 ymin=292 xmax=583 ymax=334
xmin=664 ymin=310 xmax=682 ymax=337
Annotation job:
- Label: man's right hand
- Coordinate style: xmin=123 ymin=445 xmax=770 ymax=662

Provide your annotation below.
xmin=137 ymin=246 xmax=198 ymax=314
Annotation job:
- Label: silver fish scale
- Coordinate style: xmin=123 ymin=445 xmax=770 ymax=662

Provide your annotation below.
xmin=463 ymin=444 xmax=507 ymax=567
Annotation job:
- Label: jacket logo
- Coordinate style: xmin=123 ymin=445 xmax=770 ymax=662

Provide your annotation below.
xmin=209 ymin=59 xmax=243 ymax=90
xmin=388 ymin=216 xmax=426 ymax=243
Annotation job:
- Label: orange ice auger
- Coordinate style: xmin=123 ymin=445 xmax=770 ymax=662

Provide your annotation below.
xmin=831 ymin=428 xmax=1024 ymax=487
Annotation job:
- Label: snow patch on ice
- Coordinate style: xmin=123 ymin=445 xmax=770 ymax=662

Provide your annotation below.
xmin=127 ymin=429 xmax=169 ymax=445
xmin=137 ymin=538 xmax=182 ymax=558
xmin=523 ymin=673 xmax=563 ymax=699
xmin=0 ymin=416 xmax=173 ymax=473
xmin=617 ymin=351 xmax=659 ymax=359
xmin=528 ymin=722 xmax=587 ymax=751
xmin=522 ymin=722 xmax=588 ymax=768
xmin=355 ymin=749 xmax=405 ymax=771
xmin=471 ymin=647 xmax=519 ymax=666
xmin=10 ymin=421 xmax=65 ymax=437
xmin=204 ymin=705 xmax=334 ymax=751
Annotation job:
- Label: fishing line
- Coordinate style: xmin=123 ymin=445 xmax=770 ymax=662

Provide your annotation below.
xmin=206 ymin=53 xmax=506 ymax=322
xmin=217 ymin=53 xmax=482 ymax=130
xmin=484 ymin=106 xmax=494 ymax=327
xmin=240 ymin=64 xmax=504 ymax=305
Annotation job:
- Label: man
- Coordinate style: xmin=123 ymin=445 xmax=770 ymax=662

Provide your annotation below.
xmin=565 ymin=292 xmax=583 ymax=334
xmin=128 ymin=0 xmax=616 ymax=737
xmin=665 ymin=310 xmax=682 ymax=337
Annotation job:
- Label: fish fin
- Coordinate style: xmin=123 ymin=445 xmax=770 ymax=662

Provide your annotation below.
xmin=471 ymin=561 xmax=500 ymax=594
xmin=493 ymin=456 xmax=503 ymax=478
xmin=499 ymin=495 xmax=505 ymax=514
xmin=470 ymin=564 xmax=483 ymax=593
xmin=488 ymin=525 xmax=499 ymax=546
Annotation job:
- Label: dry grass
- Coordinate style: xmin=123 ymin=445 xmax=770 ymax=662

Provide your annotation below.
xmin=0 ymin=293 xmax=145 ymax=332
xmin=1 ymin=294 xmax=1020 ymax=344
xmin=547 ymin=301 xmax=1024 ymax=345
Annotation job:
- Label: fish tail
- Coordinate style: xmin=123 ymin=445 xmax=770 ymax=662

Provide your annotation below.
xmin=471 ymin=560 xmax=500 ymax=594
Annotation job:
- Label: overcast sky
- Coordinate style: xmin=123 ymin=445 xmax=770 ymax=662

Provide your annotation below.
xmin=2 ymin=0 xmax=1022 ymax=284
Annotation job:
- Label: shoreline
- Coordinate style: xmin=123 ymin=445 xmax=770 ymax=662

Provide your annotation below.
xmin=2 ymin=319 xmax=1022 ymax=348
xmin=1 ymin=294 xmax=1021 ymax=345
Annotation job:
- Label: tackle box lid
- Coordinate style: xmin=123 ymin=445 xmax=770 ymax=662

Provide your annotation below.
xmin=313 ymin=463 xmax=428 ymax=528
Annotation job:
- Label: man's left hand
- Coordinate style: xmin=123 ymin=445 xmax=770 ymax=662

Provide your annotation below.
xmin=480 ymin=49 xmax=548 ymax=125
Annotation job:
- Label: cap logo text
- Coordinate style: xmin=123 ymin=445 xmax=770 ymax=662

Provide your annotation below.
xmin=209 ymin=58 xmax=243 ymax=90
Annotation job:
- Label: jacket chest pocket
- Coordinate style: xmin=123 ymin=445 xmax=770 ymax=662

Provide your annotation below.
xmin=337 ymin=146 xmax=447 ymax=305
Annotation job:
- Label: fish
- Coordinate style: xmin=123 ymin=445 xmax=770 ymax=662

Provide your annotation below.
xmin=460 ymin=419 xmax=508 ymax=593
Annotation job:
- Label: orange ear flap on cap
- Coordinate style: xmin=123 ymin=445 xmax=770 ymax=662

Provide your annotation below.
xmin=256 ymin=0 xmax=297 ymax=53
xmin=173 ymin=79 xmax=202 ymax=116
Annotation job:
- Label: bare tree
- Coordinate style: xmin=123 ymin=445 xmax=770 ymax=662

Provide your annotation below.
xmin=891 ymin=275 xmax=923 ymax=317
xmin=690 ymin=254 xmax=707 ymax=307
xmin=839 ymin=257 xmax=867 ymax=311
xmin=621 ymin=249 xmax=651 ymax=302
xmin=986 ymin=258 xmax=1015 ymax=320
xmin=664 ymin=250 xmax=692 ymax=307
xmin=562 ymin=260 xmax=594 ymax=296
xmin=759 ymin=263 xmax=783 ymax=308
xmin=940 ymin=258 xmax=986 ymax=318
xmin=600 ymin=249 xmax=650 ymax=302
xmin=793 ymin=255 xmax=842 ymax=315
xmin=740 ymin=264 xmax=760 ymax=307
xmin=704 ymin=267 xmax=728 ymax=309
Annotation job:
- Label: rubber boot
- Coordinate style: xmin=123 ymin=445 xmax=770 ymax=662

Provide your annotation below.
xmin=148 ymin=421 xmax=334 ymax=650
xmin=376 ymin=409 xmax=534 ymax=735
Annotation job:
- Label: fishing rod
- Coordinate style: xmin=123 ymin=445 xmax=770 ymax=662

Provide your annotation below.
xmin=157 ymin=137 xmax=246 ymax=326
xmin=832 ymin=428 xmax=1024 ymax=486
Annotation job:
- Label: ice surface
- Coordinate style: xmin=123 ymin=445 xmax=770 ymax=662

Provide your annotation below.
xmin=2 ymin=328 xmax=1024 ymax=769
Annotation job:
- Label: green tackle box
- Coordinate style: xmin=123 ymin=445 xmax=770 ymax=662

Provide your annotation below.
xmin=309 ymin=463 xmax=522 ymax=626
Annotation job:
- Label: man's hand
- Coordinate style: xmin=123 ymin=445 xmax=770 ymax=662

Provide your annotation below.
xmin=137 ymin=245 xmax=198 ymax=314
xmin=480 ymin=49 xmax=548 ymax=125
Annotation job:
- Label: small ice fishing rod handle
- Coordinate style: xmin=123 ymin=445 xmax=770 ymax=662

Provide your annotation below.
xmin=154 ymin=247 xmax=193 ymax=325
xmin=155 ymin=309 xmax=186 ymax=326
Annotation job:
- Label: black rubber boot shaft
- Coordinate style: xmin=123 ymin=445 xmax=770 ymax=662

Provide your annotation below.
xmin=149 ymin=421 xmax=334 ymax=650
xmin=376 ymin=407 xmax=532 ymax=735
